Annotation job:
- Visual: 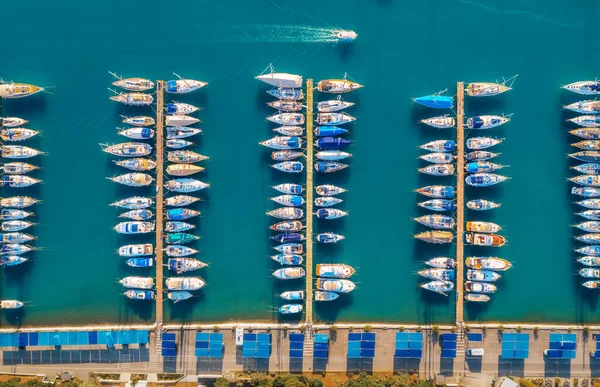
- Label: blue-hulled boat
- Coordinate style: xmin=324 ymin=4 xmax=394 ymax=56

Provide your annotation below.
xmin=271 ymin=254 xmax=303 ymax=265
xmin=315 ymin=126 xmax=348 ymax=137
xmin=315 ymin=137 xmax=353 ymax=149
xmin=572 ymin=187 xmax=600 ymax=197
xmin=165 ymin=208 xmax=200 ymax=220
xmin=126 ymin=257 xmax=154 ymax=267
xmin=1 ymin=256 xmax=27 ymax=267
xmin=271 ymin=195 xmax=304 ymax=207
xmin=417 ymin=199 xmax=455 ymax=212
xmin=416 ymin=185 xmax=455 ymax=198
xmin=569 ymin=151 xmax=600 ymax=162
xmin=124 ymin=289 xmax=155 ymax=300
xmin=413 ymin=91 xmax=454 ymax=109
xmin=573 ymin=163 xmax=600 ymax=175
xmin=466 ymin=173 xmax=508 ymax=187
xmin=168 ymin=291 xmax=193 ymax=303
xmin=420 ymin=140 xmax=456 ymax=152
xmin=270 ymin=232 xmax=305 ymax=243
xmin=315 ymin=161 xmax=348 ymax=173
xmin=165 ymin=233 xmax=199 ymax=244
xmin=273 ymin=183 xmax=303 ymax=195
xmin=272 ymin=161 xmax=304 ymax=173
xmin=280 ymin=291 xmax=305 ymax=301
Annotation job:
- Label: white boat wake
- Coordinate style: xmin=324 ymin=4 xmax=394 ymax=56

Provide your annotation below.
xmin=232 ymin=24 xmax=341 ymax=43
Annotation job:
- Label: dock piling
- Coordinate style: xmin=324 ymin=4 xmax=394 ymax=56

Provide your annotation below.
xmin=455 ymin=82 xmax=465 ymax=324
xmin=305 ymin=79 xmax=314 ymax=324
xmin=155 ymin=81 xmax=165 ymax=327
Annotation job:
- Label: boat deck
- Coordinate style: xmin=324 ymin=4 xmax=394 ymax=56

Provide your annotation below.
xmin=455 ymin=82 xmax=465 ymax=324
xmin=155 ymin=81 xmax=165 ymax=327
xmin=305 ymin=79 xmax=314 ymax=324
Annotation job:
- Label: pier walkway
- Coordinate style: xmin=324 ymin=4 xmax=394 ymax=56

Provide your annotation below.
xmin=455 ymin=82 xmax=465 ymax=324
xmin=155 ymin=81 xmax=165 ymax=327
xmin=305 ymin=79 xmax=314 ymax=324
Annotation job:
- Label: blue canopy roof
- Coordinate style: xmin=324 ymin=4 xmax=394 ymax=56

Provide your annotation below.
xmin=166 ymin=103 xmax=177 ymax=114
xmin=166 ymin=81 xmax=178 ymax=93
xmin=414 ymin=95 xmax=454 ymax=109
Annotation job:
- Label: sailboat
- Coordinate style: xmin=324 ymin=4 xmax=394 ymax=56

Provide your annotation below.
xmin=101 ymin=142 xmax=152 ymax=157
xmin=414 ymin=214 xmax=456 ymax=229
xmin=108 ymin=173 xmax=154 ymax=187
xmin=166 ymin=77 xmax=208 ymax=94
xmin=118 ymin=127 xmax=155 ymax=140
xmin=569 ymin=115 xmax=600 ymax=128
xmin=316 ymin=233 xmax=345 ymax=243
xmin=418 ymin=268 xmax=454 ymax=281
xmin=168 ymin=150 xmax=208 ymax=164
xmin=413 ymin=90 xmax=453 ymax=109
xmin=0 ymin=117 xmax=28 ymax=127
xmin=267 ymin=113 xmax=305 ymax=126
xmin=273 ymin=126 xmax=304 ymax=136
xmin=267 ymin=88 xmax=304 ymax=100
xmin=164 ymin=179 xmax=210 ymax=193
xmin=119 ymin=276 xmax=154 ymax=289
xmin=166 ymin=277 xmax=206 ymax=291
xmin=270 ymin=220 xmax=304 ymax=232
xmin=272 ymin=150 xmax=302 ymax=161
xmin=273 ymin=243 xmax=303 ymax=254
xmin=115 ymin=158 xmax=156 ymax=171
xmin=0 ymin=197 xmax=38 ymax=209
xmin=166 ymin=102 xmax=200 ymax=115
xmin=466 ymin=199 xmax=501 ymax=211
xmin=416 ymin=185 xmax=455 ymax=198
xmin=267 ymin=207 xmax=303 ymax=220
xmin=570 ymin=128 xmax=600 ymax=140
xmin=564 ymin=100 xmax=600 ymax=114
xmin=110 ymin=197 xmax=153 ymax=209
xmin=466 ymin=137 xmax=504 ymax=150
xmin=465 ymin=173 xmax=508 ymax=187
xmin=315 ymin=184 xmax=346 ymax=196
xmin=119 ymin=209 xmax=153 ymax=221
xmin=114 ymin=221 xmax=155 ymax=234
xmin=109 ymin=91 xmax=153 ymax=106
xmin=420 ymin=152 xmax=454 ymax=164
xmin=424 ymin=257 xmax=456 ymax=268
xmin=255 ymin=70 xmax=303 ymax=88
xmin=271 ymin=195 xmax=304 ymax=207
xmin=1 ymin=128 xmax=39 ymax=142
xmin=165 ymin=245 xmax=198 ymax=257
xmin=314 ymin=126 xmax=348 ymax=136
xmin=164 ymin=233 xmax=199 ymax=244
xmin=316 ymin=112 xmax=355 ymax=125
xmin=110 ymin=73 xmax=154 ymax=91
xmin=0 ymin=175 xmax=40 ymax=188
xmin=273 ymin=267 xmax=306 ymax=280
xmin=260 ymin=136 xmax=302 ymax=150
xmin=465 ymin=294 xmax=491 ymax=302
xmin=420 ymin=140 xmax=456 ymax=152
xmin=273 ymin=183 xmax=303 ymax=195
xmin=166 ymin=164 xmax=205 ymax=176
xmin=414 ymin=230 xmax=454 ymax=244
xmin=420 ymin=280 xmax=454 ymax=295
xmin=317 ymin=97 xmax=355 ymax=112
xmin=0 ymin=162 xmax=38 ymax=174
xmin=562 ymin=80 xmax=600 ymax=95
xmin=466 ymin=161 xmax=504 ymax=174
xmin=271 ymin=254 xmax=303 ymax=265
xmin=316 ymin=264 xmax=355 ymax=278
xmin=0 ymin=81 xmax=45 ymax=99
xmin=467 ymin=115 xmax=510 ymax=129
xmin=314 ymin=197 xmax=343 ymax=207
xmin=418 ymin=199 xmax=455 ymax=212
xmin=317 ymin=78 xmax=363 ymax=93
xmin=420 ymin=115 xmax=456 ymax=129
xmin=466 ymin=76 xmax=516 ymax=97
xmin=164 ymin=195 xmax=201 ymax=207
xmin=166 ymin=221 xmax=195 ymax=232
xmin=168 ymin=258 xmax=208 ymax=274
xmin=122 ymin=116 xmax=155 ymax=127
xmin=1 ymin=145 xmax=42 ymax=159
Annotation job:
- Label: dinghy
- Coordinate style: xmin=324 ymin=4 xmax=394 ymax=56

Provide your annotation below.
xmin=466 ymin=137 xmax=504 ymax=150
xmin=109 ymin=92 xmax=153 ymax=106
xmin=466 ymin=151 xmax=500 ymax=161
xmin=317 ymin=79 xmax=363 ymax=94
xmin=414 ymin=230 xmax=454 ymax=244
xmin=166 ymin=79 xmax=208 ymax=94
xmin=115 ymin=158 xmax=156 ymax=171
xmin=272 ymin=161 xmax=304 ymax=173
xmin=0 ymin=244 xmax=33 ymax=255
xmin=465 ymin=233 xmax=506 ymax=246
xmin=168 ymin=150 xmax=208 ymax=164
xmin=466 ymin=257 xmax=511 ymax=271
xmin=1 ymin=117 xmax=27 ymax=127
xmin=167 ymin=164 xmax=204 ymax=176
xmin=413 ymin=91 xmax=454 ymax=109
xmin=0 ymin=162 xmax=38 ymax=174
xmin=108 ymin=173 xmax=154 ymax=187
xmin=576 ymin=199 xmax=600 ymax=209
xmin=273 ymin=126 xmax=303 ymax=136
xmin=315 ymin=161 xmax=348 ymax=173
xmin=164 ymin=233 xmax=199 ymax=244
xmin=572 ymin=187 xmax=600 ymax=197
xmin=315 ymin=208 xmax=347 ymax=219
xmin=420 ymin=115 xmax=456 ymax=128
xmin=562 ymin=81 xmax=600 ymax=95
xmin=256 ymin=72 xmax=303 ymax=88
xmin=418 ymin=164 xmax=455 ymax=176
xmin=465 ymin=281 xmax=497 ymax=294
xmin=118 ymin=244 xmax=153 ymax=257
xmin=165 ymin=208 xmax=200 ymax=220
xmin=118 ymin=127 xmax=155 ymax=140
xmin=573 ymin=163 xmax=600 ymax=175
xmin=570 ymin=128 xmax=600 ymax=140
xmin=466 ymin=161 xmax=503 ymax=173
xmin=466 ymin=173 xmax=508 ymax=187
xmin=267 ymin=88 xmax=304 ymax=100
xmin=166 ymin=221 xmax=195 ymax=232
xmin=420 ymin=280 xmax=454 ymax=295
xmin=420 ymin=152 xmax=454 ymax=164
xmin=1 ymin=220 xmax=34 ymax=232
xmin=314 ymin=126 xmax=348 ymax=137
xmin=119 ymin=209 xmax=153 ymax=221
xmin=418 ymin=199 xmax=455 ymax=212
xmin=166 ymin=276 xmax=206 ymax=291
xmin=164 ymin=179 xmax=210 ymax=193
xmin=316 ymin=112 xmax=355 ymax=126
xmin=418 ymin=268 xmax=454 ymax=281
xmin=124 ymin=290 xmax=155 ymax=300
xmin=164 ymin=195 xmax=201 ymax=207
xmin=576 ymin=246 xmax=600 ymax=256
xmin=166 ymin=139 xmax=192 ymax=149
xmin=577 ymin=233 xmax=600 ymax=244
xmin=466 ymin=221 xmax=501 ymax=233
xmin=317 ymin=98 xmax=355 ymax=112
xmin=414 ymin=214 xmax=456 ymax=229
xmin=578 ymin=210 xmax=600 ymax=220
xmin=270 ymin=232 xmax=305 ymax=244
xmin=1 ymin=128 xmax=39 ymax=142
xmin=577 ymin=256 xmax=600 ymax=266
xmin=1 ymin=232 xmax=35 ymax=244
xmin=271 ymin=254 xmax=303 ymax=265
xmin=168 ymin=291 xmax=193 ymax=303
xmin=260 ymin=136 xmax=302 ymax=150
xmin=467 ymin=269 xmax=501 ymax=282
xmin=420 ymin=140 xmax=456 ymax=152
xmin=280 ymin=291 xmax=305 ymax=301
xmin=110 ymin=197 xmax=153 ymax=209
xmin=465 ymin=294 xmax=491 ymax=302
xmin=467 ymin=115 xmax=510 ymax=129
xmin=314 ymin=197 xmax=343 ymax=207
xmin=273 ymin=183 xmax=303 ymax=195
xmin=119 ymin=276 xmax=154 ymax=289
xmin=267 ymin=113 xmax=305 ymax=126
xmin=1 ymin=145 xmax=42 ymax=159
xmin=564 ymin=100 xmax=600 ymax=114
xmin=122 ymin=116 xmax=155 ymax=127
xmin=0 ymin=197 xmax=38 ymax=209
xmin=101 ymin=142 xmax=152 ymax=157
xmin=267 ymin=100 xmax=303 ymax=112
xmin=315 ymin=291 xmax=340 ymax=301
xmin=267 ymin=207 xmax=303 ymax=220
xmin=168 ymin=258 xmax=207 ymax=274
xmin=166 ymin=127 xmax=202 ymax=139
xmin=273 ymin=243 xmax=303 ymax=254
xmin=416 ymin=185 xmax=455 ymax=198
xmin=315 ymin=184 xmax=346 ymax=196
xmin=272 ymin=150 xmax=302 ymax=161
xmin=273 ymin=267 xmax=305 ymax=280
xmin=0 ymin=176 xmax=40 ymax=188
xmin=316 ymin=233 xmax=345 ymax=243
xmin=570 ymin=175 xmax=600 ymax=187
xmin=270 ymin=221 xmax=303 ymax=232
xmin=424 ymin=257 xmax=456 ymax=268
xmin=166 ymin=245 xmax=198 ymax=257
xmin=126 ymin=258 xmax=153 ymax=268
xmin=271 ymin=195 xmax=304 ymax=207
xmin=111 ymin=74 xmax=154 ymax=91
xmin=316 ymin=278 xmax=356 ymax=293
xmin=0 ymin=300 xmax=23 ymax=309
xmin=114 ymin=221 xmax=155 ymax=234
xmin=466 ymin=80 xmax=514 ymax=97
xmin=166 ymin=102 xmax=200 ymax=115
xmin=279 ymin=304 xmax=303 ymax=314
xmin=467 ymin=199 xmax=501 ymax=211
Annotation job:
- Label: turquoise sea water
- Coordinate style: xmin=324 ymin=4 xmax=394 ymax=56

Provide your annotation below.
xmin=0 ymin=0 xmax=599 ymax=327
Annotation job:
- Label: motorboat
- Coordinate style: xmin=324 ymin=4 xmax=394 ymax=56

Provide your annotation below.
xmin=164 ymin=195 xmax=201 ymax=207
xmin=466 ymin=221 xmax=501 ymax=233
xmin=164 ymin=233 xmax=199 ymax=244
xmin=271 ymin=254 xmax=303 ymax=265
xmin=115 ymin=158 xmax=156 ymax=171
xmin=273 ymin=267 xmax=305 ymax=279
xmin=279 ymin=304 xmax=303 ymax=314
xmin=317 ymin=98 xmax=355 ymax=112
xmin=466 ymin=151 xmax=500 ymax=161
xmin=166 ymin=79 xmax=207 ymax=94
xmin=418 ymin=164 xmax=455 ymax=176
xmin=466 ymin=173 xmax=508 ymax=187
xmin=465 ymin=294 xmax=491 ymax=302
xmin=1 ymin=256 xmax=28 ymax=267
xmin=118 ymin=127 xmax=155 ymax=140
xmin=271 ymin=194 xmax=304 ymax=207
xmin=416 ymin=185 xmax=455 ymax=198
xmin=108 ymin=173 xmax=154 ymax=187
xmin=418 ymin=268 xmax=454 ymax=281
xmin=315 ymin=137 xmax=353 ymax=149
xmin=166 ymin=127 xmax=202 ymax=139
xmin=580 ymin=268 xmax=600 ymax=278
xmin=166 ymin=276 xmax=206 ymax=291
xmin=316 ymin=150 xmax=351 ymax=161
xmin=168 ymin=258 xmax=207 ymax=274
xmin=573 ymin=140 xmax=600 ymax=150
xmin=267 ymin=88 xmax=304 ymax=100
xmin=332 ymin=29 xmax=358 ymax=42
xmin=280 ymin=291 xmax=305 ymax=301
xmin=465 ymin=233 xmax=506 ymax=247
xmin=577 ymin=256 xmax=600 ymax=266
xmin=168 ymin=150 xmax=208 ymax=164
xmin=315 ymin=184 xmax=346 ymax=196
xmin=569 ymin=151 xmax=600 ymax=162
xmin=126 ymin=258 xmax=153 ymax=268
xmin=315 ymin=291 xmax=340 ymax=301
xmin=272 ymin=161 xmax=304 ymax=173
xmin=168 ymin=291 xmax=193 ymax=303
xmin=267 ymin=100 xmax=303 ymax=112
xmin=317 ymin=79 xmax=363 ymax=93
xmin=578 ymin=210 xmax=600 ymax=220
xmin=166 ymin=115 xmax=200 ymax=127
xmin=267 ymin=207 xmax=303 ymax=219
xmin=270 ymin=220 xmax=303 ymax=232
xmin=122 ymin=116 xmax=155 ymax=127
xmin=466 ymin=80 xmax=514 ymax=97
xmin=260 ymin=136 xmax=302 ymax=150
xmin=576 ymin=246 xmax=600 ymax=256
xmin=314 ymin=126 xmax=348 ymax=136
xmin=255 ymin=72 xmax=302 ymax=88
xmin=314 ymin=161 xmax=348 ymax=173
xmin=124 ymin=290 xmax=155 ymax=300
xmin=466 ymin=137 xmax=504 ymax=150
xmin=576 ymin=233 xmax=600 ymax=244
xmin=315 ymin=208 xmax=347 ymax=219
xmin=0 ymin=175 xmax=40 ymax=188
xmin=101 ymin=142 xmax=152 ymax=157
xmin=0 ymin=244 xmax=33 ymax=255
xmin=570 ymin=128 xmax=600 ymax=140
xmin=467 ymin=269 xmax=501 ymax=282
xmin=1 ymin=232 xmax=35 ymax=244
xmin=413 ymin=91 xmax=453 ymax=109
xmin=110 ymin=73 xmax=154 ymax=91
xmin=420 ymin=280 xmax=453 ymax=295
xmin=314 ymin=197 xmax=343 ymax=207
xmin=0 ymin=197 xmax=38 ymax=208
xmin=562 ymin=81 xmax=600 ymax=95
xmin=572 ymin=187 xmax=600 ymax=197
xmin=1 ymin=145 xmax=42 ymax=159
xmin=414 ymin=230 xmax=454 ymax=244
xmin=109 ymin=92 xmax=153 ymax=106
xmin=272 ymin=150 xmax=302 ymax=161
xmin=414 ymin=214 xmax=455 ymax=229
xmin=316 ymin=278 xmax=356 ymax=293
xmin=573 ymin=164 xmax=600 ymax=175
xmin=316 ymin=112 xmax=355 ymax=125
xmin=0 ymin=300 xmax=24 ymax=309
xmin=119 ymin=276 xmax=154 ymax=289
xmin=110 ymin=197 xmax=153 ymax=209
xmin=424 ymin=257 xmax=456 ymax=268
xmin=465 ymin=281 xmax=497 ymax=294
xmin=467 ymin=115 xmax=510 ymax=129
xmin=166 ymin=139 xmax=192 ymax=149
xmin=420 ymin=115 xmax=456 ymax=129
xmin=118 ymin=243 xmax=153 ymax=257
xmin=166 ymin=164 xmax=204 ymax=176
xmin=564 ymin=100 xmax=600 ymax=114
xmin=273 ymin=183 xmax=303 ymax=195
xmin=119 ymin=209 xmax=153 ymax=221
xmin=164 ymin=179 xmax=210 ymax=193
xmin=114 ymin=221 xmax=155 ymax=234
xmin=0 ymin=82 xmax=44 ymax=99
xmin=0 ymin=162 xmax=38 ymax=174
xmin=273 ymin=126 xmax=303 ymax=136
xmin=570 ymin=175 xmax=600 ymax=187
xmin=420 ymin=152 xmax=454 ymax=164
xmin=576 ymin=200 xmax=600 ymax=209
xmin=420 ymin=140 xmax=456 ymax=152
xmin=582 ymin=281 xmax=600 ymax=289
xmin=270 ymin=232 xmax=305 ymax=244
xmin=569 ymin=116 xmax=600 ymax=127
xmin=466 ymin=161 xmax=503 ymax=174
xmin=166 ymin=102 xmax=200 ymax=115
xmin=166 ymin=245 xmax=198 ymax=257
xmin=1 ymin=128 xmax=39 ymax=142
xmin=418 ymin=199 xmax=455 ymax=212
xmin=1 ymin=117 xmax=28 ymax=127
xmin=166 ymin=221 xmax=195 ymax=232
xmin=273 ymin=243 xmax=303 ymax=254
xmin=165 ymin=208 xmax=200 ymax=220
xmin=316 ymin=233 xmax=345 ymax=243
xmin=1 ymin=220 xmax=34 ymax=232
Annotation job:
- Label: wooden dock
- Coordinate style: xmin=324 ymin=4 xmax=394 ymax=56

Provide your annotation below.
xmin=305 ymin=79 xmax=314 ymax=324
xmin=155 ymin=81 xmax=165 ymax=326
xmin=455 ymin=82 xmax=465 ymax=324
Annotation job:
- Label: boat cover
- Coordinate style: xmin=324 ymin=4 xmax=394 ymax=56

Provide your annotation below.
xmin=316 ymin=126 xmax=347 ymax=136
xmin=166 ymin=104 xmax=177 ymax=114
xmin=166 ymin=81 xmax=178 ymax=93
xmin=141 ymin=128 xmax=153 ymax=138
xmin=470 ymin=117 xmax=484 ymax=129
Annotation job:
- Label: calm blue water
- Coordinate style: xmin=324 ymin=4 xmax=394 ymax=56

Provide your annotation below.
xmin=0 ymin=0 xmax=598 ymax=327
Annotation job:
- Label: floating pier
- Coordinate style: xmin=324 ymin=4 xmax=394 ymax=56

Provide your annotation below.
xmin=305 ymin=79 xmax=314 ymax=324
xmin=155 ymin=80 xmax=165 ymax=325
xmin=455 ymin=82 xmax=465 ymax=324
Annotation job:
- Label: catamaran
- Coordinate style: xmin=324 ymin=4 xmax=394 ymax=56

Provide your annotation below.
xmin=420 ymin=115 xmax=456 ymax=129
xmin=0 ymin=82 xmax=44 ymax=99
xmin=562 ymin=80 xmax=600 ymax=95
xmin=317 ymin=79 xmax=363 ymax=94
xmin=467 ymin=115 xmax=510 ymax=129
xmin=1 ymin=128 xmax=39 ymax=142
xmin=122 ymin=116 xmax=155 ymax=127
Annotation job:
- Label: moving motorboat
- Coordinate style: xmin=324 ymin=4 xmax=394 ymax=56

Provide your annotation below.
xmin=332 ymin=29 xmax=358 ymax=42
